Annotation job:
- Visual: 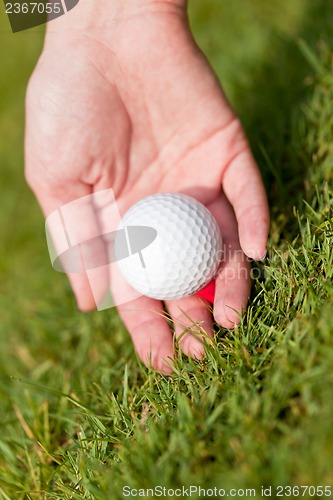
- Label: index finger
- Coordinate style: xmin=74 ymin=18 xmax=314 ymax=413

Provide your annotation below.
xmin=222 ymin=148 xmax=270 ymax=260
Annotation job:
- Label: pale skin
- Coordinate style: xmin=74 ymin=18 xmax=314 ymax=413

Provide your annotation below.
xmin=25 ymin=0 xmax=270 ymax=373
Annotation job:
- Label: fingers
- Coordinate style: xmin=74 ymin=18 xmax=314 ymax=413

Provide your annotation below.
xmin=118 ymin=294 xmax=214 ymax=372
xmin=165 ymin=295 xmax=214 ymax=359
xmin=117 ymin=296 xmax=174 ymax=374
xmin=208 ymin=196 xmax=252 ymax=329
xmin=222 ymin=147 xmax=270 ymax=260
xmin=214 ymin=254 xmax=251 ymax=328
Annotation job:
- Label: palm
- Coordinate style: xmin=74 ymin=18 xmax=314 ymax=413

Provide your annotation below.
xmin=25 ymin=8 xmax=269 ymax=372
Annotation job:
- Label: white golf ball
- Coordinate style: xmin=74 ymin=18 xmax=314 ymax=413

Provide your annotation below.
xmin=115 ymin=193 xmax=222 ymax=300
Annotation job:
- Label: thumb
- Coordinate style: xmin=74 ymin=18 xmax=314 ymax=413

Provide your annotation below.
xmin=30 ymin=181 xmax=110 ymax=312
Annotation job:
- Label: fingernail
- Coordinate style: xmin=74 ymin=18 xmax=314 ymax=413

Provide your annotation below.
xmin=258 ymin=249 xmax=267 ymax=261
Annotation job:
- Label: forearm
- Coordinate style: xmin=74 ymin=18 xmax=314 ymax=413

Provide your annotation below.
xmin=45 ymin=0 xmax=187 ymax=41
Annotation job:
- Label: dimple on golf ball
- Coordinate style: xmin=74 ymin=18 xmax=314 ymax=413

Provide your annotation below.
xmin=115 ymin=193 xmax=222 ymax=300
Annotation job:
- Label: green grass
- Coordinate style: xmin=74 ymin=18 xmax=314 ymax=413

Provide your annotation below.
xmin=1 ymin=0 xmax=333 ymax=498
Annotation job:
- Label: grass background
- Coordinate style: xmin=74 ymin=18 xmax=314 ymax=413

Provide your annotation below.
xmin=0 ymin=0 xmax=333 ymax=498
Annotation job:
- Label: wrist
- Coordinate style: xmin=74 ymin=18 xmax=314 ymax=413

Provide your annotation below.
xmin=45 ymin=0 xmax=187 ymax=41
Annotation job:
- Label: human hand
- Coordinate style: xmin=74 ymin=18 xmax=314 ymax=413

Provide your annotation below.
xmin=25 ymin=0 xmax=269 ymax=372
